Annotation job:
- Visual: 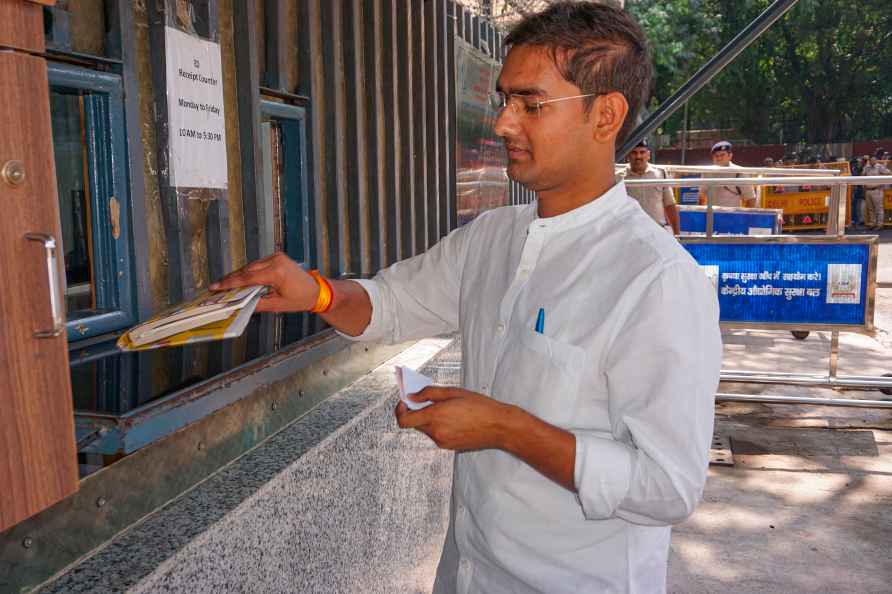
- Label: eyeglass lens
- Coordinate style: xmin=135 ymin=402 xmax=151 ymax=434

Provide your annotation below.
xmin=488 ymin=92 xmax=540 ymax=117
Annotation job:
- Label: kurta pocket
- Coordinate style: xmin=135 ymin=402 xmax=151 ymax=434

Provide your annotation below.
xmin=492 ymin=327 xmax=586 ymax=427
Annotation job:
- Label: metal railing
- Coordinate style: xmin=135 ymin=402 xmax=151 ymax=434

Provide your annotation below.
xmin=624 ymin=171 xmax=892 ymax=408
xmin=623 ymin=174 xmax=892 ymax=238
xmin=623 ymin=175 xmax=889 ymax=187
xmin=620 ymin=164 xmax=841 ymax=177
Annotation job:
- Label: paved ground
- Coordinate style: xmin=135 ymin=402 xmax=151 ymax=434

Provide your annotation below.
xmin=668 ymin=229 xmax=892 ymax=593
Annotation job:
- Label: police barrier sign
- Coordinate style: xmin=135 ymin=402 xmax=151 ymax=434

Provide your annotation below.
xmin=678 ymin=206 xmax=782 ymax=236
xmin=682 ymin=237 xmax=877 ymax=330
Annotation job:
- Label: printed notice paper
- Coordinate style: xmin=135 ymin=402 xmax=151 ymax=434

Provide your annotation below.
xmin=395 ymin=366 xmax=434 ymax=410
xmin=165 ymin=26 xmax=228 ymax=188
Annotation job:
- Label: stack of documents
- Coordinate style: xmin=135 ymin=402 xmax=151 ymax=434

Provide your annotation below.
xmin=117 ymin=286 xmax=265 ymax=351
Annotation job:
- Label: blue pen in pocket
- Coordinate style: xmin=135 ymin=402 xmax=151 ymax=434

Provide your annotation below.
xmin=535 ymin=308 xmax=545 ymax=334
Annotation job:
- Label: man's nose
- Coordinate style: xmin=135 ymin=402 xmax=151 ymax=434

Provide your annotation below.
xmin=493 ymin=105 xmax=520 ymax=138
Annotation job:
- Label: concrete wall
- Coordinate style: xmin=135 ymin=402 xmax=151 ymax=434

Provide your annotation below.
xmin=131 ymin=387 xmax=452 ymax=594
xmin=38 ymin=339 xmax=459 ymax=594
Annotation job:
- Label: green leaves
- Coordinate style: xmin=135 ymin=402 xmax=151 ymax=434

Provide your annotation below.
xmin=626 ymin=0 xmax=892 ymax=144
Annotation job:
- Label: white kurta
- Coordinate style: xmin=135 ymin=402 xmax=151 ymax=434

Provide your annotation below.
xmin=346 ymin=181 xmax=722 ymax=593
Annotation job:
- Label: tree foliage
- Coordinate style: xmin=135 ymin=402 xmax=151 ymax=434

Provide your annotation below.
xmin=626 ymin=0 xmax=892 ymax=144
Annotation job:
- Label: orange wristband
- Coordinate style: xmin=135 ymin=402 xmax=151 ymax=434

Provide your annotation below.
xmin=308 ymin=270 xmax=334 ymax=313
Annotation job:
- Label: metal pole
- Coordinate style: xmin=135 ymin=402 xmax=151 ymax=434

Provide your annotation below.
xmin=651 ymin=165 xmax=839 ymax=177
xmin=706 ymin=185 xmax=714 ymax=238
xmin=681 ymin=101 xmax=688 ymax=165
xmin=623 ymin=175 xmax=891 ymax=187
xmin=830 ymin=183 xmax=847 ymax=236
xmin=618 ymin=0 xmax=801 ymax=159
xmin=829 ymin=331 xmax=839 ymax=379
xmin=716 ymin=392 xmax=892 ymax=409
xmin=720 ymin=370 xmax=892 ymax=390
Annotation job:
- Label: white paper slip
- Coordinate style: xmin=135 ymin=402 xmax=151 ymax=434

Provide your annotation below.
xmin=395 ymin=365 xmax=434 ymax=410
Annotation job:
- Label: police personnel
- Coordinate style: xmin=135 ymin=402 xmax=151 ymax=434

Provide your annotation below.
xmin=862 ymin=150 xmax=892 ymax=230
xmin=698 ymin=141 xmax=757 ymax=208
xmin=623 ymin=139 xmax=680 ymax=234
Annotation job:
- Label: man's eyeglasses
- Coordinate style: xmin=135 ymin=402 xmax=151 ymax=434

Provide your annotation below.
xmin=488 ymin=91 xmax=601 ymax=119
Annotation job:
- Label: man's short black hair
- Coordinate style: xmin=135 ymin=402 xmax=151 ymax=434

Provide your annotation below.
xmin=504 ymin=1 xmax=652 ymax=147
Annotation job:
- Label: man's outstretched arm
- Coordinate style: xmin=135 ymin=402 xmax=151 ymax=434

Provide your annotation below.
xmin=210 ymin=252 xmax=372 ymax=337
xmin=211 ymin=214 xmax=472 ymax=342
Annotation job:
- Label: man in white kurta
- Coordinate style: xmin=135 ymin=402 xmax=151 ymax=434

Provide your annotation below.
xmin=212 ymin=3 xmax=722 ymax=592
xmin=350 ymin=180 xmax=721 ymax=593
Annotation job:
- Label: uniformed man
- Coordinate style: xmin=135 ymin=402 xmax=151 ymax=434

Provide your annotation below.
xmin=623 ymin=139 xmax=680 ymax=234
xmin=698 ymin=141 xmax=756 ymax=208
xmin=862 ymin=150 xmax=892 ymax=230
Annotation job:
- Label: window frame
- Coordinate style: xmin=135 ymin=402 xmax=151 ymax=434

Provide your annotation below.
xmin=259 ymin=100 xmax=315 ymax=345
xmin=48 ymin=62 xmax=136 ymax=341
xmin=259 ymin=100 xmax=312 ymax=265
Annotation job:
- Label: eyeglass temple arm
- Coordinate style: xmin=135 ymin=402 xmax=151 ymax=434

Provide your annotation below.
xmin=539 ymin=93 xmax=600 ymax=106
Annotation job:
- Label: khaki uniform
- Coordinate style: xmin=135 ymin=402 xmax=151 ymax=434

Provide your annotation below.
xmin=702 ymin=163 xmax=756 ymax=207
xmin=862 ymin=163 xmax=892 ymax=228
xmin=622 ymin=165 xmax=675 ymax=229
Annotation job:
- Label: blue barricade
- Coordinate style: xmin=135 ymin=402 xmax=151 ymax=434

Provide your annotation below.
xmin=682 ymin=238 xmax=876 ymax=329
xmin=679 ymin=206 xmax=782 ymax=236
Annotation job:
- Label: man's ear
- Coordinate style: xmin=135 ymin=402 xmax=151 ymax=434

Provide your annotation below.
xmin=591 ymin=91 xmax=629 ymax=144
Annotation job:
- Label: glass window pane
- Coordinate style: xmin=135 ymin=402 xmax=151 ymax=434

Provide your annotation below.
xmin=50 ymin=89 xmax=95 ymax=315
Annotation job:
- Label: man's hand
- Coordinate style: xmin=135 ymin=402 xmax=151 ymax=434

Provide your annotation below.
xmin=210 ymin=252 xmax=318 ymax=313
xmin=211 ymin=252 xmax=373 ymax=336
xmin=396 ymin=385 xmax=577 ymax=491
xmin=395 ymin=386 xmax=514 ymax=451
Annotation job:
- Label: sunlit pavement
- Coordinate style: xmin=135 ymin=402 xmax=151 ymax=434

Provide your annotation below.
xmin=668 ymin=229 xmax=892 ymax=593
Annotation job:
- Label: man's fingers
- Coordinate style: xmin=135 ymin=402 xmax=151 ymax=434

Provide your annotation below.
xmin=411 ymin=386 xmax=457 ymax=402
xmin=394 ymin=401 xmax=409 ymax=424
xmin=210 ymin=253 xmax=291 ymax=291
xmin=245 ymin=260 xmax=272 ymax=272
xmin=396 ymin=407 xmax=431 ymax=429
xmin=211 ymin=266 xmax=276 ymax=291
xmin=245 ymin=253 xmax=280 ymax=271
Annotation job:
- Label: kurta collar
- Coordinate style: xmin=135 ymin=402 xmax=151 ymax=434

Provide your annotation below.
xmin=529 ymin=179 xmax=628 ymax=234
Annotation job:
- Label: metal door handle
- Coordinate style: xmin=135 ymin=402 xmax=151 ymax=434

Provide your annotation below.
xmin=25 ymin=232 xmax=65 ymax=338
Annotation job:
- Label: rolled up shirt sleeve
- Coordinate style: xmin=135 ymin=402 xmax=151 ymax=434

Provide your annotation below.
xmin=573 ymin=261 xmax=722 ymax=525
xmin=338 ymin=220 xmax=473 ymax=345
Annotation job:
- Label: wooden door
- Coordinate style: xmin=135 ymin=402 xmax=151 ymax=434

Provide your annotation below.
xmin=0 ymin=0 xmax=78 ymax=532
